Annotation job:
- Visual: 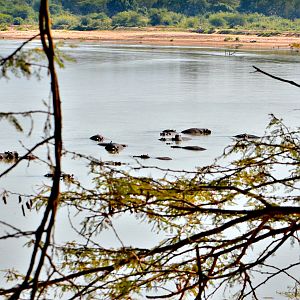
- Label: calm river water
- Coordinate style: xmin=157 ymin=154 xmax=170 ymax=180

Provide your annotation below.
xmin=0 ymin=40 xmax=300 ymax=299
xmin=1 ymin=41 xmax=300 ymax=175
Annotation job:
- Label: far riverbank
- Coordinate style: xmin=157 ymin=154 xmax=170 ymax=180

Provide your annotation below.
xmin=1 ymin=27 xmax=300 ymax=50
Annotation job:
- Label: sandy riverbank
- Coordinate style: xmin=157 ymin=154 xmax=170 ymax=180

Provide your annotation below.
xmin=1 ymin=27 xmax=300 ymax=50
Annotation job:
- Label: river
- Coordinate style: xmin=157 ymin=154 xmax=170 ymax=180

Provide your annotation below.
xmin=0 ymin=40 xmax=300 ymax=299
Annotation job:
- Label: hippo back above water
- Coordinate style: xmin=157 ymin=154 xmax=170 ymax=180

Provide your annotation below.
xmin=181 ymin=128 xmax=211 ymax=136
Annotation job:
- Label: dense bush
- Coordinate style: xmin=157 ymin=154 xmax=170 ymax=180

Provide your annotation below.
xmin=62 ymin=0 xmax=108 ymax=15
xmin=112 ymin=10 xmax=149 ymax=27
xmin=239 ymin=0 xmax=300 ymax=19
xmin=178 ymin=16 xmax=201 ymax=29
xmin=223 ymin=13 xmax=246 ymax=27
xmin=0 ymin=13 xmax=13 ymax=24
xmin=208 ymin=12 xmax=245 ymax=28
xmin=49 ymin=3 xmax=64 ymax=15
xmin=208 ymin=14 xmax=226 ymax=27
xmin=52 ymin=14 xmax=80 ymax=29
xmin=210 ymin=3 xmax=235 ymax=12
xmin=75 ymin=13 xmax=112 ymax=30
xmin=2 ymin=0 xmax=300 ymax=32
xmin=10 ymin=5 xmax=35 ymax=20
xmin=148 ymin=8 xmax=183 ymax=26
xmin=13 ymin=17 xmax=24 ymax=25
xmin=151 ymin=0 xmax=209 ymax=16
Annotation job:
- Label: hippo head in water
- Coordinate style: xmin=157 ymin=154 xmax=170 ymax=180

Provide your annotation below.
xmin=90 ymin=134 xmax=104 ymax=142
xmin=105 ymin=142 xmax=125 ymax=154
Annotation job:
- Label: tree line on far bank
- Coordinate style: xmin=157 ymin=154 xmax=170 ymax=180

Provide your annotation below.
xmin=1 ymin=0 xmax=300 ymax=32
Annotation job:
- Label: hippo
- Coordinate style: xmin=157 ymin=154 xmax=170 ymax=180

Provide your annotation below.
xmin=160 ymin=129 xmax=176 ymax=136
xmin=171 ymin=145 xmax=206 ymax=151
xmin=159 ymin=134 xmax=190 ymax=142
xmin=133 ymin=154 xmax=150 ymax=159
xmin=90 ymin=134 xmax=104 ymax=142
xmin=0 ymin=151 xmax=19 ymax=162
xmin=234 ymin=133 xmax=259 ymax=139
xmin=172 ymin=134 xmax=182 ymax=142
xmin=181 ymin=128 xmax=211 ymax=136
xmin=155 ymin=156 xmax=172 ymax=160
xmin=158 ymin=137 xmax=167 ymax=141
xmin=44 ymin=173 xmax=74 ymax=181
xmin=5 ymin=151 xmax=19 ymax=160
xmin=98 ymin=142 xmax=127 ymax=147
xmin=104 ymin=142 xmax=125 ymax=154
xmin=0 ymin=151 xmax=37 ymax=162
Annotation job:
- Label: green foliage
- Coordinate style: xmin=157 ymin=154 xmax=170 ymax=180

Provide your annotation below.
xmin=223 ymin=12 xmax=246 ymax=27
xmin=241 ymin=13 xmax=300 ymax=31
xmin=52 ymin=14 xmax=80 ymax=30
xmin=49 ymin=3 xmax=64 ymax=15
xmin=210 ymin=3 xmax=235 ymax=12
xmin=0 ymin=48 xmax=43 ymax=79
xmin=62 ymin=0 xmax=108 ymax=15
xmin=112 ymin=10 xmax=149 ymax=27
xmin=13 ymin=17 xmax=24 ymax=25
xmin=0 ymin=13 xmax=13 ymax=24
xmin=1 ymin=0 xmax=300 ymax=30
xmin=10 ymin=4 xmax=35 ymax=19
xmin=208 ymin=13 xmax=226 ymax=27
xmin=106 ymin=0 xmax=138 ymax=16
xmin=278 ymin=282 xmax=300 ymax=299
xmin=208 ymin=12 xmax=245 ymax=28
xmin=0 ymin=1 xmax=37 ymax=23
xmin=177 ymin=16 xmax=202 ymax=29
xmin=153 ymin=0 xmax=209 ymax=15
xmin=148 ymin=8 xmax=183 ymax=26
xmin=239 ymin=0 xmax=300 ymax=19
xmin=75 ymin=13 xmax=112 ymax=30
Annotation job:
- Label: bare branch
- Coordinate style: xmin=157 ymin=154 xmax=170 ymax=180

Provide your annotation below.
xmin=253 ymin=65 xmax=300 ymax=88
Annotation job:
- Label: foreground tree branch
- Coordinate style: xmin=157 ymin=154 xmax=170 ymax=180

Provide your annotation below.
xmin=253 ymin=65 xmax=300 ymax=88
xmin=6 ymin=1 xmax=62 ymax=299
xmin=0 ymin=116 xmax=292 ymax=300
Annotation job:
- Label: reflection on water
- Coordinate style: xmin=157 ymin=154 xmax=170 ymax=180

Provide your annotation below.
xmin=0 ymin=41 xmax=300 ymax=299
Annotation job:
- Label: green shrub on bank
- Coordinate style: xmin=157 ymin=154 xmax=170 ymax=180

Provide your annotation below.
xmin=208 ymin=14 xmax=226 ymax=27
xmin=52 ymin=14 xmax=80 ymax=30
xmin=242 ymin=14 xmax=300 ymax=31
xmin=223 ymin=13 xmax=246 ymax=27
xmin=0 ymin=3 xmax=37 ymax=24
xmin=13 ymin=17 xmax=24 ymax=25
xmin=203 ymin=12 xmax=300 ymax=32
xmin=112 ymin=10 xmax=149 ymax=27
xmin=10 ymin=5 xmax=35 ymax=20
xmin=0 ymin=13 xmax=13 ymax=24
xmin=148 ymin=9 xmax=183 ymax=26
xmin=208 ymin=12 xmax=246 ymax=28
xmin=75 ymin=13 xmax=112 ymax=30
xmin=177 ymin=16 xmax=201 ymax=29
